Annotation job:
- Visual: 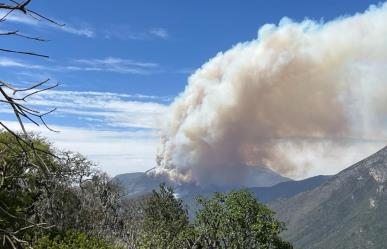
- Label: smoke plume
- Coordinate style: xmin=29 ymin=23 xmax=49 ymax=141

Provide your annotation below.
xmin=156 ymin=3 xmax=387 ymax=186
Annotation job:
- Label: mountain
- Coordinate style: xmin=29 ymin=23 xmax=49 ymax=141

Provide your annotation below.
xmin=114 ymin=166 xmax=291 ymax=198
xmin=114 ymin=171 xmax=172 ymax=198
xmin=270 ymin=146 xmax=387 ymax=249
xmin=179 ymin=175 xmax=331 ymax=219
xmin=115 ymin=167 xmax=332 ymax=222
xmin=234 ymin=166 xmax=293 ymax=188
xmin=250 ymin=175 xmax=331 ymax=203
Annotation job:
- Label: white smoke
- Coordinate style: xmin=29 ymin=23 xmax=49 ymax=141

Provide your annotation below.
xmin=156 ymin=3 xmax=387 ymax=186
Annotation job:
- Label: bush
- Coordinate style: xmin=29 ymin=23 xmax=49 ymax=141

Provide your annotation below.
xmin=138 ymin=185 xmax=293 ymax=249
xmin=139 ymin=184 xmax=189 ymax=249
xmin=194 ymin=191 xmax=293 ymax=248
xmin=33 ymin=230 xmax=122 ymax=249
xmin=0 ymin=132 xmax=127 ymax=247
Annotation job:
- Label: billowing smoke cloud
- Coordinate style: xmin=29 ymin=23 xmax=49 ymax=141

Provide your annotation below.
xmin=156 ymin=3 xmax=387 ymax=186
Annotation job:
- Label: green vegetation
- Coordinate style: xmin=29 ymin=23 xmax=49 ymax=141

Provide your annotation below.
xmin=0 ymin=132 xmax=292 ymax=248
xmin=0 ymin=132 xmax=55 ymax=247
xmin=33 ymin=231 xmax=122 ymax=249
xmin=0 ymin=132 xmax=126 ymax=248
xmin=194 ymin=191 xmax=293 ymax=248
xmin=140 ymin=184 xmax=292 ymax=249
xmin=139 ymin=184 xmax=189 ymax=248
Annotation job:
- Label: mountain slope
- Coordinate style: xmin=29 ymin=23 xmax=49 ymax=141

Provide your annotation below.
xmin=270 ymin=146 xmax=387 ymax=249
xmin=114 ymin=166 xmax=291 ymax=198
xmin=250 ymin=175 xmax=331 ymax=203
xmin=114 ymin=172 xmax=172 ymax=198
xmin=180 ymin=175 xmax=331 ymax=219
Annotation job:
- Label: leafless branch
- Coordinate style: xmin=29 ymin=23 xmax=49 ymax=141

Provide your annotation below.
xmin=0 ymin=79 xmax=59 ymax=134
xmin=0 ymin=30 xmax=48 ymax=41
xmin=0 ymin=1 xmax=63 ymax=247
xmin=0 ymin=0 xmax=61 ymax=136
xmin=9 ymin=0 xmax=64 ymax=26
xmin=0 ymin=48 xmax=49 ymax=57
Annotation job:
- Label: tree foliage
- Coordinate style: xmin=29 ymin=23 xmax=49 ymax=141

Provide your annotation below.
xmin=33 ymin=230 xmax=122 ymax=249
xmin=139 ymin=184 xmax=189 ymax=249
xmin=139 ymin=186 xmax=293 ymax=249
xmin=0 ymin=132 xmax=55 ymax=247
xmin=194 ymin=191 xmax=293 ymax=249
xmin=0 ymin=132 xmax=125 ymax=248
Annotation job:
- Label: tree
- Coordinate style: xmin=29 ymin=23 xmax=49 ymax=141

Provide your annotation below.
xmin=0 ymin=5 xmax=131 ymax=246
xmin=139 ymin=184 xmax=190 ymax=249
xmin=31 ymin=150 xmax=131 ymax=247
xmin=0 ymin=0 xmax=60 ymax=137
xmin=0 ymin=131 xmax=128 ymax=248
xmin=0 ymin=2 xmax=62 ymax=244
xmin=118 ymin=197 xmax=146 ymax=249
xmin=138 ymin=186 xmax=292 ymax=249
xmin=0 ymin=3 xmax=64 ymax=246
xmin=0 ymin=132 xmax=55 ymax=248
xmin=193 ymin=191 xmax=293 ymax=249
xmin=33 ymin=230 xmax=123 ymax=249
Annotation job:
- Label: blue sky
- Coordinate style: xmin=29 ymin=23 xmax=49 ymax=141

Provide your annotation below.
xmin=0 ymin=0 xmax=382 ymax=176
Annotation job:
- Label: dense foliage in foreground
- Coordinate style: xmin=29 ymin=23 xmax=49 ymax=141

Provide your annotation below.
xmin=0 ymin=132 xmax=130 ymax=248
xmin=33 ymin=231 xmax=122 ymax=249
xmin=140 ymin=185 xmax=292 ymax=249
xmin=0 ymin=132 xmax=292 ymax=248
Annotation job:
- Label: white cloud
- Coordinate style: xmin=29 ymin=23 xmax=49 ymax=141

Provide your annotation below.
xmin=0 ymin=57 xmax=44 ymax=69
xmin=2 ymin=12 xmax=38 ymax=25
xmin=0 ymin=57 xmax=160 ymax=75
xmin=1 ymin=89 xmax=170 ymax=176
xmin=26 ymin=90 xmax=169 ymax=129
xmin=149 ymin=28 xmax=168 ymax=39
xmin=1 ymin=10 xmax=168 ymax=41
xmin=0 ymin=10 xmax=95 ymax=38
xmin=73 ymin=57 xmax=160 ymax=74
xmin=60 ymin=25 xmax=95 ymax=38
xmin=4 ymin=122 xmax=159 ymax=176
xmin=75 ymin=57 xmax=158 ymax=68
xmin=104 ymin=26 xmax=169 ymax=41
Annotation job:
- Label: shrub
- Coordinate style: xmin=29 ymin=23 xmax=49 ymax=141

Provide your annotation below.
xmin=33 ymin=230 xmax=122 ymax=249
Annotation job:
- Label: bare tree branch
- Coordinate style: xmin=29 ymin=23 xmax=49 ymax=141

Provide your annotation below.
xmin=0 ymin=1 xmax=63 ymax=247
xmin=0 ymin=0 xmax=61 ymax=136
xmin=0 ymin=30 xmax=48 ymax=41
xmin=8 ymin=0 xmax=64 ymax=26
xmin=0 ymin=48 xmax=49 ymax=57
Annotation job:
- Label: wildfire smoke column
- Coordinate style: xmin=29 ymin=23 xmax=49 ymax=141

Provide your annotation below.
xmin=156 ymin=3 xmax=387 ymax=186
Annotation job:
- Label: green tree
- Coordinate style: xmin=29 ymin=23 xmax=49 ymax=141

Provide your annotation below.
xmin=194 ymin=191 xmax=293 ymax=249
xmin=139 ymin=184 xmax=189 ymax=249
xmin=0 ymin=132 xmax=55 ymax=247
xmin=33 ymin=230 xmax=122 ymax=249
xmin=0 ymin=132 xmax=128 ymax=248
xmin=138 ymin=186 xmax=292 ymax=249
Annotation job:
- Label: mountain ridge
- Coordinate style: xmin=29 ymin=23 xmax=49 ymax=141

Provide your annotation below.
xmin=114 ymin=165 xmax=292 ymax=198
xmin=270 ymin=145 xmax=387 ymax=249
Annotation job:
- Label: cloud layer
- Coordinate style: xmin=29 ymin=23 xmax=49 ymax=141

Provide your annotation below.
xmin=0 ymin=10 xmax=95 ymax=38
xmin=5 ymin=122 xmax=159 ymax=176
xmin=26 ymin=90 xmax=169 ymax=129
xmin=1 ymin=90 xmax=168 ymax=176
xmin=156 ymin=3 xmax=387 ymax=186
xmin=0 ymin=56 xmax=160 ymax=75
xmin=0 ymin=10 xmax=168 ymax=40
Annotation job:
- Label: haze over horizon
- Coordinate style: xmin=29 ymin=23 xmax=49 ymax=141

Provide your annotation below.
xmin=1 ymin=0 xmax=386 ymax=182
